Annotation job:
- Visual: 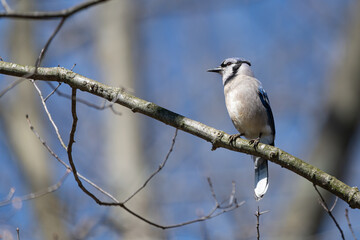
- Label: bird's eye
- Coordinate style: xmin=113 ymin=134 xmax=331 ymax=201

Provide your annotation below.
xmin=226 ymin=62 xmax=232 ymax=66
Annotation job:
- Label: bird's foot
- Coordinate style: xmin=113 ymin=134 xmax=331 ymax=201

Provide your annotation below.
xmin=249 ymin=137 xmax=261 ymax=148
xmin=229 ymin=133 xmax=243 ymax=147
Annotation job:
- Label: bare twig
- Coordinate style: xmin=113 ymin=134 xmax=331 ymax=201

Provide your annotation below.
xmin=0 ymin=170 xmax=70 ymax=207
xmin=207 ymin=177 xmax=220 ymax=207
xmin=330 ymin=196 xmax=338 ymax=212
xmin=2 ymin=187 xmax=15 ymax=203
xmin=26 ymin=114 xmax=119 ymax=203
xmin=70 ymin=63 xmax=77 ymax=71
xmin=46 ymin=82 xmax=122 ymax=115
xmin=345 ymin=208 xmax=357 ymax=240
xmin=167 ymin=199 xmax=244 ymax=228
xmin=35 ymin=17 xmax=66 ymax=69
xmin=0 ymin=0 xmax=110 ymax=19
xmin=0 ymin=79 xmax=24 ymax=98
xmin=0 ymin=0 xmax=12 ymax=12
xmin=32 ymin=80 xmax=67 ymax=150
xmin=44 ymin=82 xmax=61 ymax=102
xmin=254 ymin=206 xmax=269 ymax=240
xmin=228 ymin=181 xmax=236 ymax=206
xmin=124 ymin=129 xmax=178 ymax=203
xmin=18 ymin=170 xmax=70 ymax=201
xmin=218 ymin=181 xmax=238 ymax=209
xmin=255 ymin=206 xmax=260 ymax=240
xmin=169 ymin=179 xmax=244 ymax=228
xmin=16 ymin=227 xmax=19 ymax=240
xmin=313 ymin=184 xmax=345 ymax=240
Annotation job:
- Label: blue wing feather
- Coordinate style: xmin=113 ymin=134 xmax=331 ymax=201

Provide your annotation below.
xmin=258 ymin=86 xmax=275 ymax=144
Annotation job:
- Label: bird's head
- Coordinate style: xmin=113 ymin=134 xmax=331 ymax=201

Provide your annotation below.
xmin=208 ymin=58 xmax=253 ymax=85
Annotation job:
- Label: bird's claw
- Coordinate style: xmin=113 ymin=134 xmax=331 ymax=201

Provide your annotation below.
xmin=249 ymin=137 xmax=260 ymax=148
xmin=229 ymin=133 xmax=243 ymax=146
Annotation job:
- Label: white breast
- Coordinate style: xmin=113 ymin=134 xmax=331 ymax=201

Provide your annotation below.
xmin=224 ymin=75 xmax=271 ymax=140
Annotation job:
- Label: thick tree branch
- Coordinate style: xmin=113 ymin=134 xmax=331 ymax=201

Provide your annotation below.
xmin=1 ymin=61 xmax=360 ymax=209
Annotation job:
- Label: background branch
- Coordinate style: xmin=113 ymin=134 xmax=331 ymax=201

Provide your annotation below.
xmin=0 ymin=0 xmax=111 ymax=19
xmin=345 ymin=208 xmax=357 ymax=240
xmin=0 ymin=170 xmax=70 ymax=207
xmin=313 ymin=184 xmax=344 ymax=240
xmin=1 ymin=61 xmax=360 ymax=210
xmin=123 ymin=128 xmax=178 ymax=204
xmin=65 ymin=88 xmax=242 ymax=229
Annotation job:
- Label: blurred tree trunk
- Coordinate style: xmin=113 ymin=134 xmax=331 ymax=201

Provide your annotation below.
xmin=0 ymin=1 xmax=68 ymax=239
xmin=96 ymin=1 xmax=162 ymax=239
xmin=277 ymin=2 xmax=360 ymax=239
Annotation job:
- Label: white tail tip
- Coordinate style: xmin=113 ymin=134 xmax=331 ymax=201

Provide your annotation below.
xmin=254 ymin=157 xmax=269 ymax=201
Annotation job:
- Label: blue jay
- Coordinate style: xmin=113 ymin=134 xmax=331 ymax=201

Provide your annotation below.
xmin=208 ymin=58 xmax=275 ymax=200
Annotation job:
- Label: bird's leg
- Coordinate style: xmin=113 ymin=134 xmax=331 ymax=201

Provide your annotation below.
xmin=249 ymin=133 xmax=262 ymax=148
xmin=229 ymin=133 xmax=244 ymax=146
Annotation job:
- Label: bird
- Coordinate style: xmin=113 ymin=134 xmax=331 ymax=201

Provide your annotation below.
xmin=207 ymin=57 xmax=275 ymax=200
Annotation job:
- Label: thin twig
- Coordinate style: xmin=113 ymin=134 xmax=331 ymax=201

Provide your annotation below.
xmin=70 ymin=63 xmax=77 ymax=71
xmin=255 ymin=206 xmax=260 ymax=240
xmin=330 ymin=196 xmax=338 ymax=212
xmin=2 ymin=187 xmax=15 ymax=203
xmin=44 ymin=82 xmax=61 ymax=102
xmin=32 ymin=80 xmax=67 ymax=150
xmin=228 ymin=181 xmax=236 ymax=206
xmin=16 ymin=227 xmax=19 ymax=240
xmin=0 ymin=170 xmax=70 ymax=207
xmin=254 ymin=206 xmax=269 ymax=240
xmin=207 ymin=177 xmax=220 ymax=207
xmin=46 ymin=82 xmax=122 ymax=115
xmin=219 ymin=181 xmax=238 ymax=209
xmin=0 ymin=79 xmax=24 ymax=98
xmin=124 ymin=129 xmax=178 ymax=203
xmin=18 ymin=170 xmax=70 ymax=202
xmin=0 ymin=0 xmax=110 ymax=19
xmin=313 ymin=184 xmax=345 ymax=240
xmin=35 ymin=17 xmax=66 ymax=69
xmin=0 ymin=0 xmax=12 ymax=12
xmin=345 ymin=208 xmax=357 ymax=240
xmin=167 ymin=200 xmax=244 ymax=228
xmin=26 ymin=114 xmax=119 ymax=203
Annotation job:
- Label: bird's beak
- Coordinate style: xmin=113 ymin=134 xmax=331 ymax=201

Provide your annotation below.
xmin=207 ymin=67 xmax=222 ymax=73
